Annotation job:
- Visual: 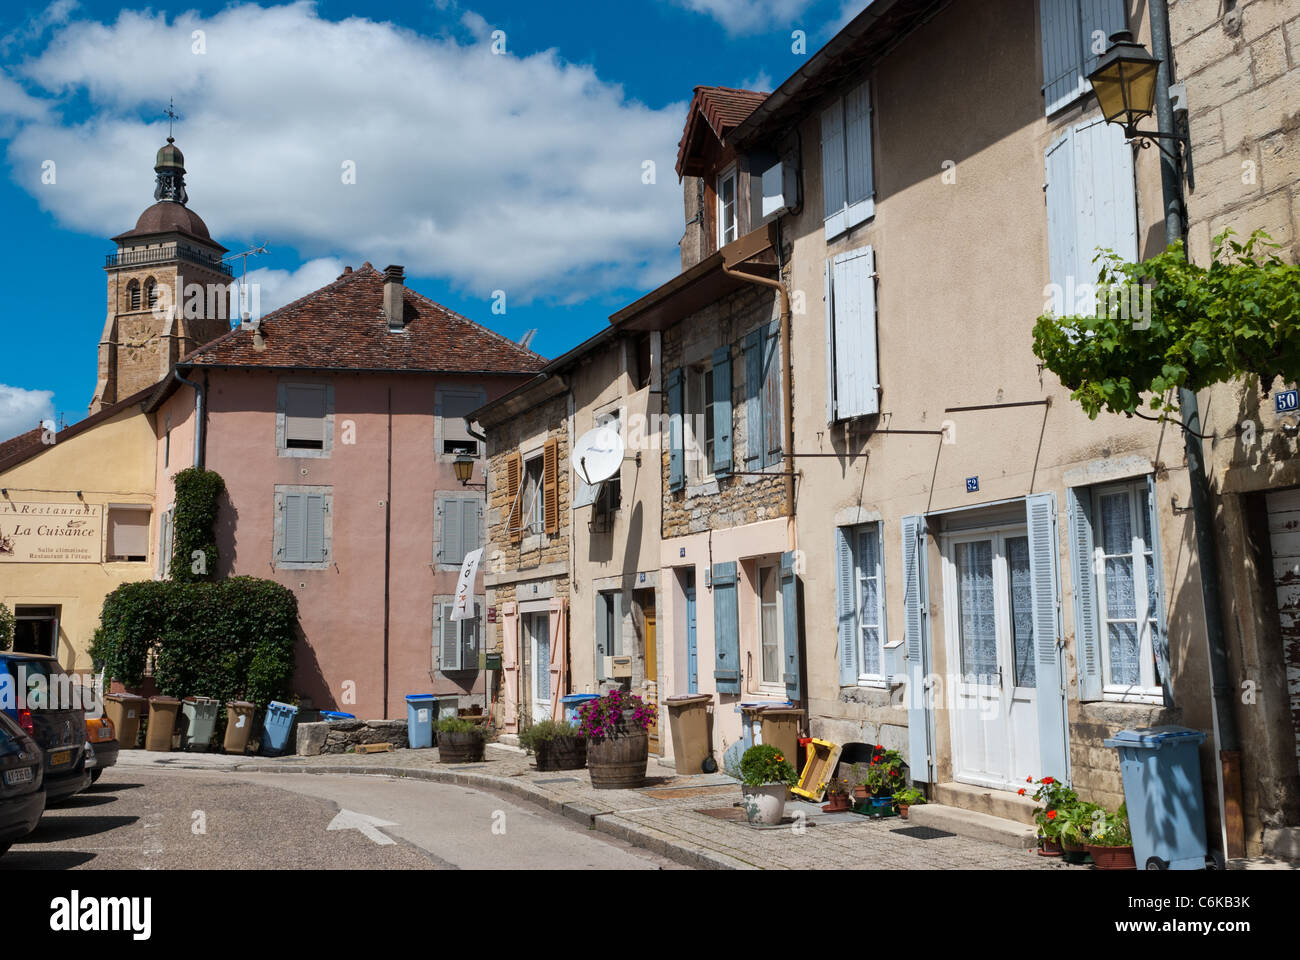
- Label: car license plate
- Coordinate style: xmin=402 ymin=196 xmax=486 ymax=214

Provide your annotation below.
xmin=3 ymin=766 xmax=34 ymax=786
xmin=50 ymin=749 xmax=71 ymax=767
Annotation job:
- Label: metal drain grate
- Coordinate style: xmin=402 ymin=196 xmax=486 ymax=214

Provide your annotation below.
xmin=534 ymin=777 xmax=579 ymax=784
xmin=891 ymin=826 xmax=956 ymax=840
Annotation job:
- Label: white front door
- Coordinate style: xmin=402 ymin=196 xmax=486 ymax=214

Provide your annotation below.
xmin=528 ymin=613 xmax=551 ymax=723
xmin=943 ymin=528 xmax=1040 ymax=790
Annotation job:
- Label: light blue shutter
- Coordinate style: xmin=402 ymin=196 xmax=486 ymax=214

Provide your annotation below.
xmin=762 ymin=321 xmax=782 ymax=466
xmin=902 ymin=514 xmax=933 ymax=782
xmin=442 ymin=498 xmax=463 ymax=564
xmin=1081 ymin=0 xmax=1127 ymax=77
xmin=843 ymin=79 xmax=874 ymax=227
xmin=744 ymin=329 xmax=763 ymax=469
xmin=829 ymin=246 xmax=879 ymax=420
xmin=611 ymin=591 xmax=623 ymax=656
xmin=712 ymin=562 xmax=740 ymax=694
xmin=666 ymin=368 xmax=684 ymax=492
xmin=1067 ymin=486 xmax=1103 ymax=701
xmin=1145 ymin=474 xmax=1173 ymax=706
xmin=463 ymin=601 xmax=481 ymax=671
xmin=711 ymin=346 xmax=732 ymax=477
xmin=1072 ymin=116 xmax=1138 ymax=288
xmin=306 ymin=494 xmax=326 ymax=562
xmin=836 ymin=526 xmax=857 ymax=685
xmin=1045 ymin=131 xmax=1078 ymax=301
xmin=1027 ymin=492 xmax=1069 ymax=782
xmin=462 ymin=499 xmax=481 ymax=557
xmin=780 ymin=551 xmax=800 ymax=701
xmin=821 ymin=101 xmax=847 ymax=238
xmin=1040 ymin=0 xmax=1084 ymax=114
xmin=283 ymin=493 xmax=305 ymax=563
xmin=824 ymin=260 xmax=836 ymax=423
xmin=595 ymin=593 xmax=609 ymax=682
xmin=439 ymin=602 xmax=459 ymax=671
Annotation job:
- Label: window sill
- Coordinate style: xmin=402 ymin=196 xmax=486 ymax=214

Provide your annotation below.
xmin=856 ymin=678 xmax=889 ymax=689
xmin=278 ymin=446 xmax=331 ymax=460
xmin=1102 ymin=688 xmax=1165 ymax=706
xmin=275 ymin=561 xmax=331 ymax=571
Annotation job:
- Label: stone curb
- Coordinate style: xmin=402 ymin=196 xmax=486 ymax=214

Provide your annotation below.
xmin=231 ymin=761 xmax=750 ymax=870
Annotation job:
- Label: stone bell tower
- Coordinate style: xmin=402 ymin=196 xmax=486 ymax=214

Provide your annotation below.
xmin=92 ymin=136 xmax=232 ymax=412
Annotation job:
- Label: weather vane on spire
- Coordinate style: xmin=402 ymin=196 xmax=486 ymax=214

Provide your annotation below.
xmin=165 ymin=97 xmax=178 ymax=141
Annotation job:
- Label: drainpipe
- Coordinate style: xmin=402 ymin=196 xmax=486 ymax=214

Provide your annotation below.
xmin=720 ymin=228 xmax=796 ymax=552
xmin=1149 ymin=0 xmax=1242 ymax=860
xmin=172 ymin=366 xmax=204 ymax=469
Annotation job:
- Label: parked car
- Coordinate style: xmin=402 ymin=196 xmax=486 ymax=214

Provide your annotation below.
xmin=0 ymin=709 xmax=45 ymax=858
xmin=84 ymin=715 xmax=119 ymax=783
xmin=0 ymin=653 xmax=91 ymax=803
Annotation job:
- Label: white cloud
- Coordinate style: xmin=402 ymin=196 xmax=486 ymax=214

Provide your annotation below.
xmin=741 ymin=69 xmax=773 ymax=92
xmin=0 ymin=0 xmax=80 ymax=55
xmin=0 ymin=384 xmax=55 ymax=442
xmin=1 ymin=2 xmax=686 ymax=303
xmin=671 ymin=0 xmax=816 ymax=35
xmin=238 ymin=256 xmax=346 ymax=319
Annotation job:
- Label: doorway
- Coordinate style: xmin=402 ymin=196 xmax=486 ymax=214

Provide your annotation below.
xmin=637 ymin=590 xmax=659 ymax=754
xmin=1266 ymin=488 xmax=1300 ymax=774
xmin=941 ymin=527 xmax=1040 ymax=791
xmin=525 ymin=612 xmax=551 ymax=723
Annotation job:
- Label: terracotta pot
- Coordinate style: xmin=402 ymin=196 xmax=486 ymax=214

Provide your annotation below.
xmin=822 ymin=793 xmax=851 ymax=813
xmin=742 ymin=784 xmax=788 ymax=825
xmin=853 ymin=785 xmax=870 ymax=800
xmin=1038 ymin=837 xmax=1063 ymax=857
xmin=438 ymin=730 xmax=485 ymax=764
xmin=898 ymin=803 xmax=910 ymax=819
xmin=534 ymin=736 xmax=587 ymax=772
xmin=1086 ymin=844 xmax=1137 ymax=870
xmin=587 ymin=731 xmax=648 ymax=789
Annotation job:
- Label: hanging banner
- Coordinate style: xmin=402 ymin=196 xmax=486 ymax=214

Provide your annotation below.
xmin=0 ymin=502 xmax=102 ymax=563
xmin=450 ymin=548 xmax=483 ymax=621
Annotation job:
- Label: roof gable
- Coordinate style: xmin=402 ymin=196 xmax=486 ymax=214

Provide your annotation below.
xmin=675 ymin=86 xmax=767 ymax=179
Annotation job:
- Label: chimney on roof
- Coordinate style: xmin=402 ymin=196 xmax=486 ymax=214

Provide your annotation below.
xmin=383 ymin=265 xmax=405 ymax=331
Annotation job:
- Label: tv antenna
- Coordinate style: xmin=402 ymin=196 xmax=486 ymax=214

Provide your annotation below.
xmin=223 ymin=242 xmax=270 ymax=329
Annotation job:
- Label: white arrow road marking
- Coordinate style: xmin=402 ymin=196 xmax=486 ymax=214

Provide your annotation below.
xmin=326 ymin=809 xmax=398 ymax=846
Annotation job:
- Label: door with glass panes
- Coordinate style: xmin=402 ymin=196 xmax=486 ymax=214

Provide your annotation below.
xmin=942 ymin=527 xmax=1039 ymax=790
xmin=527 ymin=612 xmax=551 ymax=722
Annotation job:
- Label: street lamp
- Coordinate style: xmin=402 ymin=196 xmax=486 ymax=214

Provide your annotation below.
xmin=453 ymin=452 xmax=485 ymax=488
xmin=1087 ymin=31 xmax=1187 ymax=166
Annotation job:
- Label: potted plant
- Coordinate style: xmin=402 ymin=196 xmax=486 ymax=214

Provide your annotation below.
xmin=518 ymin=719 xmax=587 ymax=772
xmin=1085 ymin=803 xmax=1137 ymax=870
xmin=864 ymin=745 xmax=905 ymax=809
xmin=892 ymin=786 xmax=926 ymax=819
xmin=822 ymin=775 xmax=852 ymax=812
xmin=1026 ymin=775 xmax=1077 ymax=856
xmin=577 ymin=689 xmax=657 ymax=789
xmin=739 ymin=744 xmax=798 ymax=825
xmin=436 ymin=715 xmax=486 ymax=763
xmin=846 ymin=763 xmax=871 ymax=800
xmin=1057 ymin=799 xmax=1103 ymax=864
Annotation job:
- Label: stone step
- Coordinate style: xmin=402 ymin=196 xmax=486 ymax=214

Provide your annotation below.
xmin=931 ymin=780 xmax=1039 ymax=826
xmin=907 ymin=803 xmax=1039 ymax=849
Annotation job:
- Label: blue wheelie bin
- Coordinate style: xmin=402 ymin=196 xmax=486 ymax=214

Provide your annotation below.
xmin=406 ymin=694 xmax=437 ymax=749
xmin=260 ymin=701 xmax=299 ymax=756
xmin=561 ymin=694 xmax=600 ymax=725
xmin=1103 ymin=725 xmax=1213 ymax=870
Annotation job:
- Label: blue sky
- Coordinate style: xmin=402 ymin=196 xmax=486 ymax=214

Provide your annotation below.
xmin=0 ymin=0 xmax=865 ymax=436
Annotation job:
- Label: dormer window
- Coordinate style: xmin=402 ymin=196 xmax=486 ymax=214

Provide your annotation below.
xmin=717 ymin=165 xmax=738 ymax=247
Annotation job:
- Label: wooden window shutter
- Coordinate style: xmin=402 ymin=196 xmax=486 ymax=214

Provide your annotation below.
xmin=543 ymin=437 xmax=559 ymax=535
xmin=710 ymin=346 xmax=732 ymax=477
xmin=507 ymin=452 xmax=522 ymax=543
xmin=1026 ymin=492 xmax=1068 ymax=782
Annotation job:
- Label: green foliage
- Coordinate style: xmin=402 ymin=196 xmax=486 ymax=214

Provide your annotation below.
xmin=1033 ymin=230 xmax=1300 ymax=419
xmin=436 ymin=715 xmax=485 ymax=737
xmin=1090 ymin=803 xmax=1133 ymax=847
xmin=1026 ymin=776 xmax=1079 ymax=839
xmin=1056 ymin=799 xmax=1105 ymax=845
xmin=517 ymin=719 xmax=583 ymax=753
xmin=0 ymin=602 xmax=13 ymax=650
xmin=892 ymin=786 xmax=926 ymax=807
xmin=739 ymin=743 xmax=797 ymax=787
xmin=170 ymin=467 xmax=225 ymax=582
xmin=95 ymin=577 xmax=298 ymax=710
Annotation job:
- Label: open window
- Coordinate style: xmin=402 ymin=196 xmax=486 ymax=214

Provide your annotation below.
xmin=278 ymin=381 xmax=333 ymax=456
xmin=717 ymin=164 xmax=738 ymax=247
xmin=437 ymin=389 xmax=485 ymax=457
xmin=12 ymin=606 xmax=59 ymax=657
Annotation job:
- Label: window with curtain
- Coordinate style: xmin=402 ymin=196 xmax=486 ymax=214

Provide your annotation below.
xmin=955 ymin=539 xmax=998 ymax=681
xmin=1093 ymin=481 xmax=1161 ymax=694
xmin=758 ymin=562 xmax=780 ymax=685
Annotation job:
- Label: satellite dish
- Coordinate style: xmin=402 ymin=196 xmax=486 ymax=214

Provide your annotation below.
xmin=573 ymin=425 xmax=624 ymax=485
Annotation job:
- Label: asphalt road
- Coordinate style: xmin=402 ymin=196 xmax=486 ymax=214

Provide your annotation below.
xmin=1 ymin=765 xmax=684 ymax=870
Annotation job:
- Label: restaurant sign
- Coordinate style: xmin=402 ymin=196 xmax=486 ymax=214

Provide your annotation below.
xmin=0 ymin=502 xmax=102 ymax=563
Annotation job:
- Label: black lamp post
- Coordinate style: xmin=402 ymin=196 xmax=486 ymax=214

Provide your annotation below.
xmin=453 ymin=452 xmax=486 ymax=488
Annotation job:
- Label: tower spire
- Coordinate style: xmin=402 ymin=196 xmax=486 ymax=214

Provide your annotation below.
xmin=153 ymin=100 xmax=188 ymax=205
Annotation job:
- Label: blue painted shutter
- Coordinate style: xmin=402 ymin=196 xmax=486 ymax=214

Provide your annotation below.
xmin=1072 ymin=115 xmax=1138 ymax=289
xmin=1081 ymin=0 xmax=1127 ymax=78
xmin=1067 ymin=486 xmax=1103 ymax=701
xmin=781 ymin=551 xmax=800 ymax=701
xmin=901 ymin=514 xmax=933 ymax=782
xmin=744 ymin=329 xmax=763 ymax=469
xmin=829 ymin=246 xmax=879 ymax=420
xmin=843 ymin=79 xmax=874 ymax=228
xmin=439 ymin=602 xmax=460 ymax=671
xmin=824 ymin=260 xmax=836 ymax=423
xmin=1045 ymin=131 xmax=1078 ymax=302
xmin=836 ymin=526 xmax=857 ymax=685
xmin=1040 ymin=0 xmax=1084 ymax=114
xmin=711 ymin=346 xmax=732 ymax=477
xmin=305 ymin=494 xmax=326 ymax=562
xmin=1145 ymin=474 xmax=1173 ymax=706
xmin=666 ymin=368 xmax=684 ymax=492
xmin=595 ymin=593 xmax=609 ymax=683
xmin=762 ymin=321 xmax=782 ymax=466
xmin=462 ymin=499 xmax=482 ymax=557
xmin=283 ymin=493 xmax=304 ymax=563
xmin=820 ymin=100 xmax=847 ymax=239
xmin=442 ymin=498 xmax=463 ymax=564
xmin=611 ymin=591 xmax=623 ymax=656
xmin=1027 ymin=492 xmax=1069 ymax=782
xmin=712 ymin=562 xmax=740 ymax=694
xmin=686 ymin=577 xmax=698 ymax=694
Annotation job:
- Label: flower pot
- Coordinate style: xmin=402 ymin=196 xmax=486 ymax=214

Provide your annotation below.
xmin=1085 ymin=844 xmax=1136 ymax=870
xmin=741 ymin=783 xmax=788 ymax=825
xmin=586 ymin=731 xmax=648 ymax=789
xmin=822 ymin=794 xmax=851 ymax=813
xmin=534 ymin=735 xmax=588 ymax=772
xmin=852 ymin=785 xmax=870 ymax=800
xmin=438 ymin=730 xmax=485 ymax=764
xmin=1038 ymin=837 xmax=1063 ymax=857
xmin=898 ymin=803 xmax=910 ymax=819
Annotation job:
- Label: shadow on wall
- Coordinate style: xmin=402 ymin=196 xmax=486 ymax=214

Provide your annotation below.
xmin=292 ymin=622 xmax=331 ymax=711
xmin=215 ymin=485 xmax=239 ymax=577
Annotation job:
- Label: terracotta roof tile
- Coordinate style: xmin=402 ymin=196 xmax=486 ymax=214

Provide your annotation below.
xmin=0 ymin=427 xmax=41 ymax=465
xmin=185 ymin=264 xmax=547 ymax=374
xmin=675 ymin=85 xmax=768 ymax=178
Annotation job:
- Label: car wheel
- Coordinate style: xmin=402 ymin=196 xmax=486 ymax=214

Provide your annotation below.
xmin=90 ymin=770 xmax=102 ymax=783
xmin=0 ymin=843 xmax=9 ymax=859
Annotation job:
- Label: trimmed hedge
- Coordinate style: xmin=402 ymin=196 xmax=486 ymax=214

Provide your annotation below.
xmin=93 ymin=577 xmax=298 ymax=710
xmin=0 ymin=601 xmax=13 ymax=650
xmin=171 ymin=467 xmax=224 ymax=582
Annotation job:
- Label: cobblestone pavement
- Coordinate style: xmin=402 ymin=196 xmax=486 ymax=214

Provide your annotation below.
xmin=120 ymin=746 xmax=1068 ymax=869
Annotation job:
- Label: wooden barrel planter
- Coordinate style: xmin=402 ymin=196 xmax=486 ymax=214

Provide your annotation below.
xmin=586 ymin=731 xmax=648 ymax=789
xmin=535 ymin=736 xmax=587 ymax=772
xmin=438 ymin=730 xmax=485 ymax=764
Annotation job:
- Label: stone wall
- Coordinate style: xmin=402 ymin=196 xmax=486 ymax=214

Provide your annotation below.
xmin=296 ymin=718 xmax=410 ymax=756
xmin=660 ymin=283 xmax=787 ymax=540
